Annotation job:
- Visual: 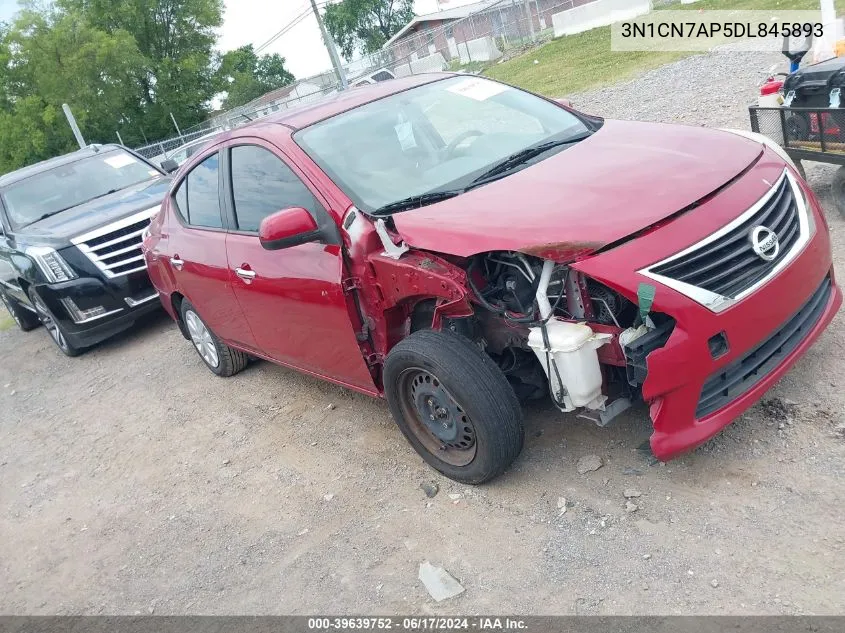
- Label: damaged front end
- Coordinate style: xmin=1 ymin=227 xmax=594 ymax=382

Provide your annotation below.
xmin=458 ymin=251 xmax=676 ymax=428
xmin=348 ymin=213 xmax=678 ymax=438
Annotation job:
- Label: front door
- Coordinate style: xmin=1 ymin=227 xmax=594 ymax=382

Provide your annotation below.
xmin=222 ymin=140 xmax=376 ymax=393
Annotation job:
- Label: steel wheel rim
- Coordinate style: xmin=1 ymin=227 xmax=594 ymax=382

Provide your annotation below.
xmin=2 ymin=295 xmax=21 ymax=328
xmin=185 ymin=309 xmax=219 ymax=368
xmin=32 ymin=294 xmax=68 ymax=351
xmin=397 ymin=367 xmax=477 ymax=467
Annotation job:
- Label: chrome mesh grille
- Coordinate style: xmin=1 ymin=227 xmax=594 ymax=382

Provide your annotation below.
xmin=71 ymin=207 xmax=158 ymax=279
xmin=640 ymin=170 xmax=812 ymax=313
xmin=651 ymin=174 xmax=798 ymax=298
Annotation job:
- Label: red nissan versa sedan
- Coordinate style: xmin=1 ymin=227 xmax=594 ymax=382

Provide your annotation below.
xmin=142 ymin=73 xmax=841 ymax=484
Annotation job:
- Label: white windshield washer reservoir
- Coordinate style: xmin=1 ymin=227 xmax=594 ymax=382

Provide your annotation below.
xmin=527 ymin=321 xmax=612 ymax=412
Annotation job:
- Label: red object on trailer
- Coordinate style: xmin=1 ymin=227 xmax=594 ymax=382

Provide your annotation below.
xmin=760 ymin=79 xmax=784 ymax=96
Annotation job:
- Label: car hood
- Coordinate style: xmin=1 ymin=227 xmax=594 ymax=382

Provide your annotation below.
xmin=391 ymin=120 xmax=763 ymax=262
xmin=18 ymin=177 xmax=171 ymax=244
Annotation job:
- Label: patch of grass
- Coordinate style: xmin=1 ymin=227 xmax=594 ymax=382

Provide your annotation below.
xmin=448 ymin=60 xmax=491 ymax=73
xmin=484 ymin=0 xmax=845 ymax=96
xmin=0 ymin=308 xmax=15 ymax=332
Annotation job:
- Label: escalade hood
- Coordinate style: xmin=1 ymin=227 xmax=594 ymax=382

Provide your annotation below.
xmin=391 ymin=120 xmax=763 ymax=262
xmin=19 ymin=177 xmax=170 ymax=244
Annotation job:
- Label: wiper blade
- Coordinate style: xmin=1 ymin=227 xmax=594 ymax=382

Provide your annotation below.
xmin=373 ymin=190 xmax=462 ymax=215
xmin=469 ymin=133 xmax=592 ymax=188
xmin=84 ymin=188 xmax=121 ymax=202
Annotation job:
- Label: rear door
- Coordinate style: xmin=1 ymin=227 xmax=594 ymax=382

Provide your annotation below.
xmin=222 ymin=140 xmax=376 ymax=392
xmin=163 ymin=151 xmax=257 ymax=349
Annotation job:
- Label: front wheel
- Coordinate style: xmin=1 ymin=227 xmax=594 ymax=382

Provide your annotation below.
xmin=1 ymin=289 xmax=39 ymax=331
xmin=383 ymin=329 xmax=524 ymax=484
xmin=29 ymin=289 xmax=81 ymax=357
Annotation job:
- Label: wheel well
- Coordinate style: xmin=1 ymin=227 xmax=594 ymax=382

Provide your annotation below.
xmin=170 ymin=292 xmax=190 ymax=340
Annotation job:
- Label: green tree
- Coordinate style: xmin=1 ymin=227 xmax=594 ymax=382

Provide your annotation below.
xmin=57 ymin=0 xmax=224 ymax=142
xmin=216 ymin=44 xmax=295 ymax=110
xmin=323 ymin=0 xmax=415 ymax=59
xmin=0 ymin=7 xmax=146 ymax=172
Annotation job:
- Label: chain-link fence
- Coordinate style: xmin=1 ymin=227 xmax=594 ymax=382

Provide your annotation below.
xmin=134 ymin=0 xmax=644 ymax=161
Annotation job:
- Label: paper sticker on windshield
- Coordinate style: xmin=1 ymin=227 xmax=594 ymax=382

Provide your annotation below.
xmin=395 ymin=121 xmax=417 ymax=151
xmin=447 ymin=78 xmax=509 ymax=101
xmin=104 ymin=154 xmax=137 ymax=169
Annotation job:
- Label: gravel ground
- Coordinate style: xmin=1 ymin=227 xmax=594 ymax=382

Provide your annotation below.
xmin=2 ymin=50 xmax=845 ymax=615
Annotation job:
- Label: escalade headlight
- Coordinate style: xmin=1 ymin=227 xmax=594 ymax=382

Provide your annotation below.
xmin=25 ymin=246 xmax=77 ymax=283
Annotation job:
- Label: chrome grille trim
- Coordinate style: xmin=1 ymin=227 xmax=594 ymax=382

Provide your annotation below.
xmin=71 ymin=206 xmax=159 ymax=279
xmin=639 ymin=170 xmax=813 ymax=313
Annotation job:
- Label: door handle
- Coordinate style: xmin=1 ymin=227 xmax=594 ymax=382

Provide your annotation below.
xmin=170 ymin=256 xmax=184 ymax=271
xmin=235 ymin=267 xmax=257 ymax=283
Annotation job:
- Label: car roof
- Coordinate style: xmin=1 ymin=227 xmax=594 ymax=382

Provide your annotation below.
xmin=225 ymin=72 xmax=455 ymax=138
xmin=0 ymin=144 xmax=127 ymax=188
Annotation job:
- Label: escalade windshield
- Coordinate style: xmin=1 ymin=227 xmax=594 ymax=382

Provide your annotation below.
xmin=295 ymin=76 xmax=592 ymax=214
xmin=2 ymin=149 xmax=160 ymax=229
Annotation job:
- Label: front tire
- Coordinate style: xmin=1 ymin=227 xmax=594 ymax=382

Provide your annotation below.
xmin=1 ymin=289 xmax=39 ymax=331
xmin=383 ymin=329 xmax=524 ymax=484
xmin=28 ymin=289 xmax=81 ymax=357
xmin=180 ymin=299 xmax=248 ymax=377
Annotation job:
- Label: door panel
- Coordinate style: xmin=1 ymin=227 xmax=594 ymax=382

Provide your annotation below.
xmin=226 ymin=236 xmax=374 ymax=390
xmin=171 ymin=228 xmax=256 ymax=349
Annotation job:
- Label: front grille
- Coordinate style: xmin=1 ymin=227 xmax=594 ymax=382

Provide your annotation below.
xmin=71 ymin=207 xmax=158 ymax=279
xmin=695 ymin=276 xmax=831 ymax=418
xmin=646 ymin=171 xmax=807 ymax=304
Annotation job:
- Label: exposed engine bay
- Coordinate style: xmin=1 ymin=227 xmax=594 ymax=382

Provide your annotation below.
xmin=455 ymin=251 xmax=674 ymax=426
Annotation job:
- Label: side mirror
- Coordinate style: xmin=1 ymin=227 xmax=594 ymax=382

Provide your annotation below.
xmin=160 ymin=158 xmax=179 ymax=174
xmin=259 ymin=207 xmax=320 ymax=250
xmin=555 ymin=98 xmax=573 ymax=108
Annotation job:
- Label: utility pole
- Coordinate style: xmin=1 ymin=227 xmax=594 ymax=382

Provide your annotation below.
xmin=523 ymin=0 xmax=536 ymax=43
xmin=170 ymin=112 xmax=183 ymax=139
xmin=310 ymin=0 xmax=348 ymax=90
xmin=116 ymin=131 xmax=124 ymax=145
xmin=62 ymin=104 xmax=86 ymax=149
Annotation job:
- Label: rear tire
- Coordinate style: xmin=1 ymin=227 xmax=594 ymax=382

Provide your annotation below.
xmin=180 ymin=299 xmax=248 ymax=377
xmin=832 ymin=166 xmax=845 ymax=219
xmin=28 ymin=289 xmax=81 ymax=357
xmin=1 ymin=289 xmax=39 ymax=331
xmin=383 ymin=329 xmax=524 ymax=484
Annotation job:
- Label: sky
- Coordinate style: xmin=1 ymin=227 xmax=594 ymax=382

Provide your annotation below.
xmin=0 ymin=0 xmax=480 ymax=79
xmin=217 ymin=0 xmax=480 ymax=79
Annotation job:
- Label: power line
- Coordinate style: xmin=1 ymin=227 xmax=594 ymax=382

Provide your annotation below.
xmin=255 ymin=1 xmax=329 ymax=54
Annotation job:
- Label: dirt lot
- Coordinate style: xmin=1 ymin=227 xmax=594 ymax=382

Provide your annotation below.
xmin=2 ymin=51 xmax=845 ymax=615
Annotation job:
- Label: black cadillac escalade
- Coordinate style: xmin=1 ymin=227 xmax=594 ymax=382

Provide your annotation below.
xmin=0 ymin=144 xmax=170 ymax=356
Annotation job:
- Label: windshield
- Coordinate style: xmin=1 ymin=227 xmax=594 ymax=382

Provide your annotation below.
xmin=295 ymin=76 xmax=592 ymax=214
xmin=2 ymin=149 xmax=159 ymax=229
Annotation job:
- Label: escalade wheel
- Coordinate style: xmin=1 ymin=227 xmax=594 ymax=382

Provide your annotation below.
xmin=1 ymin=290 xmax=39 ymax=331
xmin=29 ymin=290 xmax=80 ymax=357
xmin=180 ymin=300 xmax=248 ymax=377
xmin=384 ymin=329 xmax=524 ymax=484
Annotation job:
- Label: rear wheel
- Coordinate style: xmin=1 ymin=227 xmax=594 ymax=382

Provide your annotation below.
xmin=29 ymin=289 xmax=81 ymax=357
xmin=180 ymin=299 xmax=248 ymax=377
xmin=1 ymin=289 xmax=39 ymax=331
xmin=384 ymin=329 xmax=524 ymax=484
